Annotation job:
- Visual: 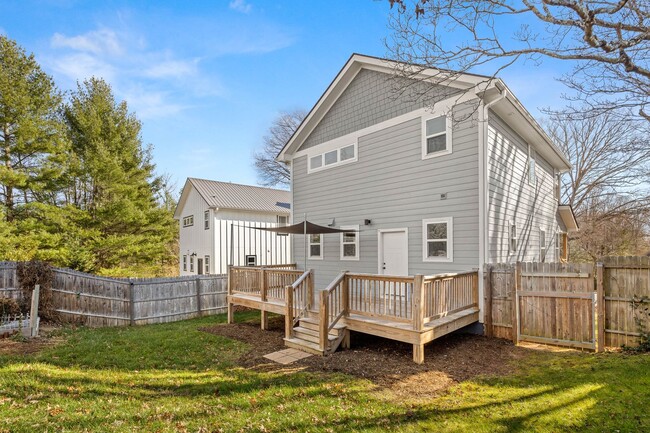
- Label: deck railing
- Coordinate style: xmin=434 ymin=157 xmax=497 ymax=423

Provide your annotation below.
xmin=319 ymin=272 xmax=347 ymax=351
xmin=422 ymin=271 xmax=479 ymax=323
xmin=347 ymin=273 xmax=415 ymax=321
xmin=284 ymin=269 xmax=314 ymax=339
xmin=229 ymin=265 xmax=302 ymax=301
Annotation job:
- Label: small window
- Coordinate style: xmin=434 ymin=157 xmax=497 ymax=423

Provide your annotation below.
xmin=340 ymin=144 xmax=355 ymax=161
xmin=204 ymin=256 xmax=210 ymax=274
xmin=528 ymin=146 xmax=537 ymax=185
xmin=509 ymin=222 xmax=518 ymax=254
xmin=309 ymin=234 xmax=322 ymax=259
xmin=540 ymin=228 xmax=546 ymax=262
xmin=423 ymin=217 xmax=453 ymax=262
xmin=277 ymin=215 xmax=288 ymax=226
xmin=246 ymin=255 xmax=257 ymax=266
xmin=182 ymin=255 xmax=187 ymax=272
xmin=189 ymin=255 xmax=195 ymax=272
xmin=182 ymin=215 xmax=194 ymax=227
xmin=204 ymin=210 xmax=210 ymax=230
xmin=324 ymin=150 xmax=338 ymax=166
xmin=423 ymin=115 xmax=451 ymax=158
xmin=340 ymin=225 xmax=359 ymax=260
xmin=310 ymin=155 xmax=322 ymax=170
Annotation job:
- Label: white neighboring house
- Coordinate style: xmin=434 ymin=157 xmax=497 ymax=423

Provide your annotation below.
xmin=174 ymin=178 xmax=292 ymax=276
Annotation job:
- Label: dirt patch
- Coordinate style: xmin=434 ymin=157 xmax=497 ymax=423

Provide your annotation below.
xmin=201 ymin=316 xmax=533 ymax=399
xmin=0 ymin=324 xmax=64 ymax=356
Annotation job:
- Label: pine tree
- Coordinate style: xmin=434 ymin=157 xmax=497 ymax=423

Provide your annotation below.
xmin=0 ymin=35 xmax=67 ymax=221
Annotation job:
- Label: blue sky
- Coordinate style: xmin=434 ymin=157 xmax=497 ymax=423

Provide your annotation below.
xmin=1 ymin=0 xmax=571 ymax=194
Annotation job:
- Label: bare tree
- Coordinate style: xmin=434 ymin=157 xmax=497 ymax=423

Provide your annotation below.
xmin=253 ymin=109 xmax=306 ymax=188
xmin=545 ymin=110 xmax=650 ymax=258
xmin=387 ymin=1 xmax=650 ymax=121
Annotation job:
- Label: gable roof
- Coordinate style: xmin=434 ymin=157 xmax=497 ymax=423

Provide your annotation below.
xmin=277 ymin=53 xmax=571 ymax=171
xmin=173 ymin=178 xmax=291 ymax=219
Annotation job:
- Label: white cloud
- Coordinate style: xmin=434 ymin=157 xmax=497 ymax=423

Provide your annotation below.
xmin=51 ymin=28 xmax=122 ymax=56
xmin=120 ymin=86 xmax=187 ymax=120
xmin=229 ymin=0 xmax=252 ymax=14
xmin=49 ymin=52 xmax=116 ymax=82
xmin=142 ymin=59 xmax=198 ymax=79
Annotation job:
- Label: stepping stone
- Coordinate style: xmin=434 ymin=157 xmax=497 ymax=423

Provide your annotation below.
xmin=264 ymin=348 xmax=312 ymax=364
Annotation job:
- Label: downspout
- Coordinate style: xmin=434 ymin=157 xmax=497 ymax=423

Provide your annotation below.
xmin=478 ymin=86 xmax=507 ymax=324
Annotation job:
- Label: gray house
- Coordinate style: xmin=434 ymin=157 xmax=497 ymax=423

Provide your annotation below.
xmin=278 ymin=54 xmax=578 ymax=320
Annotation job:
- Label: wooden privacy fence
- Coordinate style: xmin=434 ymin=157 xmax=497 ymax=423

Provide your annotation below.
xmin=485 ymin=258 xmax=650 ymax=351
xmin=0 ymin=262 xmax=227 ymax=327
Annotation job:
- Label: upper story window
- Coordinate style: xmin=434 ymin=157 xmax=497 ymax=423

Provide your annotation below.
xmin=422 ymin=217 xmax=453 ymax=262
xmin=422 ymin=115 xmax=452 ymax=159
xmin=309 ymin=234 xmax=323 ymax=259
xmin=340 ymin=225 xmax=359 ymax=261
xmin=308 ymin=142 xmax=357 ymax=173
xmin=528 ymin=146 xmax=537 ymax=186
xmin=183 ymin=215 xmax=194 ymax=227
xmin=204 ymin=210 xmax=210 ymax=230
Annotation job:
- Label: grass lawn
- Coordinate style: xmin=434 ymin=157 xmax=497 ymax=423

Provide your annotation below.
xmin=0 ymin=312 xmax=648 ymax=432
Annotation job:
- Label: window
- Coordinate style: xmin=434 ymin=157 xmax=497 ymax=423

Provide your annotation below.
xmin=182 ymin=215 xmax=194 ymax=227
xmin=554 ymin=174 xmax=561 ymax=201
xmin=204 ymin=210 xmax=210 ymax=230
xmin=308 ymin=142 xmax=357 ymax=173
xmin=540 ymin=228 xmax=546 ymax=262
xmin=423 ymin=217 xmax=453 ymax=262
xmin=556 ymin=232 xmax=568 ymax=262
xmin=422 ymin=115 xmax=452 ymax=159
xmin=528 ymin=146 xmax=537 ymax=186
xmin=204 ymin=256 xmax=210 ymax=274
xmin=309 ymin=234 xmax=322 ymax=259
xmin=509 ymin=222 xmax=518 ymax=254
xmin=189 ymin=255 xmax=195 ymax=272
xmin=182 ymin=255 xmax=187 ymax=272
xmin=277 ymin=215 xmax=288 ymax=226
xmin=340 ymin=225 xmax=359 ymax=260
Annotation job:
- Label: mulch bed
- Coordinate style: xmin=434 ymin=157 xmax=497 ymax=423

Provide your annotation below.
xmin=201 ymin=315 xmax=534 ymax=399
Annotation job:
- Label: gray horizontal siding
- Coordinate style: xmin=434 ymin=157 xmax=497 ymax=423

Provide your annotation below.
xmin=294 ymin=103 xmax=480 ymax=289
xmin=300 ymin=68 xmax=461 ymax=150
xmin=487 ymin=112 xmax=561 ymax=263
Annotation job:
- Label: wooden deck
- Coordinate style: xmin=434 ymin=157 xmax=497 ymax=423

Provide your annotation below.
xmin=227 ymin=265 xmax=480 ymax=363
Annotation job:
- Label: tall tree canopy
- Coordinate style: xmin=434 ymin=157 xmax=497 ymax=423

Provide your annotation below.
xmin=253 ymin=109 xmax=306 ymax=188
xmin=387 ymin=0 xmax=650 ymax=122
xmin=0 ymin=35 xmax=66 ymax=221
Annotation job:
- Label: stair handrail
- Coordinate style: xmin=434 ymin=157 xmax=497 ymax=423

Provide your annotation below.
xmin=319 ymin=271 xmax=347 ymax=351
xmin=284 ymin=269 xmax=312 ymax=339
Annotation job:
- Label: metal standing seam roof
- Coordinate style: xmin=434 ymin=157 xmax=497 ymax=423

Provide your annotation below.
xmin=188 ymin=178 xmax=291 ymax=214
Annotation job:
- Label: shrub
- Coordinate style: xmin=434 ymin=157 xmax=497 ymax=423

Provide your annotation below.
xmin=16 ymin=260 xmax=55 ymax=320
xmin=0 ymin=297 xmax=20 ymax=316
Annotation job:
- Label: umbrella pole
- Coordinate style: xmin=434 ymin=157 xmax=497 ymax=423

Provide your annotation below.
xmin=303 ymin=213 xmax=307 ymax=272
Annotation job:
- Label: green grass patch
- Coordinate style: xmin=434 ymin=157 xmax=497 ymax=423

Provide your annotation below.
xmin=0 ymin=313 xmax=649 ymax=432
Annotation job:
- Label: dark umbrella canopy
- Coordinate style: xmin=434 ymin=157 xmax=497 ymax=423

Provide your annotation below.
xmin=252 ymin=221 xmax=357 ymax=235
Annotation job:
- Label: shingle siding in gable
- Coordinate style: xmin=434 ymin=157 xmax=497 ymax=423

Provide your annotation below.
xmin=299 ymin=69 xmax=460 ymax=150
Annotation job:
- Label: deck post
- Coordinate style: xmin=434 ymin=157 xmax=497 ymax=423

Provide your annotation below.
xmin=342 ymin=329 xmax=351 ymax=349
xmin=307 ymin=269 xmax=314 ymax=310
xmin=413 ymin=343 xmax=424 ymax=364
xmin=319 ymin=290 xmax=329 ymax=352
xmin=596 ymin=262 xmax=605 ymax=352
xmin=342 ymin=273 xmax=349 ymax=317
xmin=260 ymin=268 xmax=268 ymax=330
xmin=413 ymin=274 xmax=425 ymax=331
xmin=285 ymin=285 xmax=294 ymax=339
xmin=483 ymin=264 xmax=493 ymax=337
xmin=227 ymin=266 xmax=234 ymax=324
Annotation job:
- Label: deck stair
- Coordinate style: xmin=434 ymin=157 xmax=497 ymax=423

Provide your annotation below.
xmin=284 ymin=315 xmax=347 ymax=355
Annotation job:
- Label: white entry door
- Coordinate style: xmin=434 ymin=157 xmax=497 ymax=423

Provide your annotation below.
xmin=378 ymin=229 xmax=408 ymax=276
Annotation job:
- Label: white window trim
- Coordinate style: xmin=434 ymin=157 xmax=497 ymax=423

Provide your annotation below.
xmin=204 ymin=210 xmax=210 ymax=230
xmin=182 ymin=255 xmax=187 ymax=272
xmin=204 ymin=255 xmax=210 ymax=274
xmin=422 ymin=217 xmax=453 ymax=263
xmin=340 ymin=225 xmax=360 ymax=261
xmin=308 ymin=141 xmax=358 ymax=174
xmin=509 ymin=221 xmax=518 ymax=255
xmin=421 ymin=115 xmax=453 ymax=160
xmin=308 ymin=233 xmax=323 ymax=260
xmin=182 ymin=215 xmax=194 ymax=227
xmin=189 ymin=255 xmax=195 ymax=272
xmin=539 ymin=227 xmax=546 ymax=262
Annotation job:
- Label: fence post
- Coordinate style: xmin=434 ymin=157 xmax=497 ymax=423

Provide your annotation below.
xmin=513 ymin=262 xmax=521 ymax=345
xmin=227 ymin=266 xmax=234 ymax=324
xmin=285 ymin=285 xmax=294 ymax=339
xmin=319 ymin=290 xmax=329 ymax=352
xmin=260 ymin=268 xmax=268 ymax=330
xmin=484 ymin=265 xmax=493 ymax=338
xmin=129 ymin=278 xmax=136 ymax=326
xmin=196 ymin=277 xmax=203 ymax=317
xmin=596 ymin=262 xmax=605 ymax=352
xmin=29 ymin=284 xmax=40 ymax=337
